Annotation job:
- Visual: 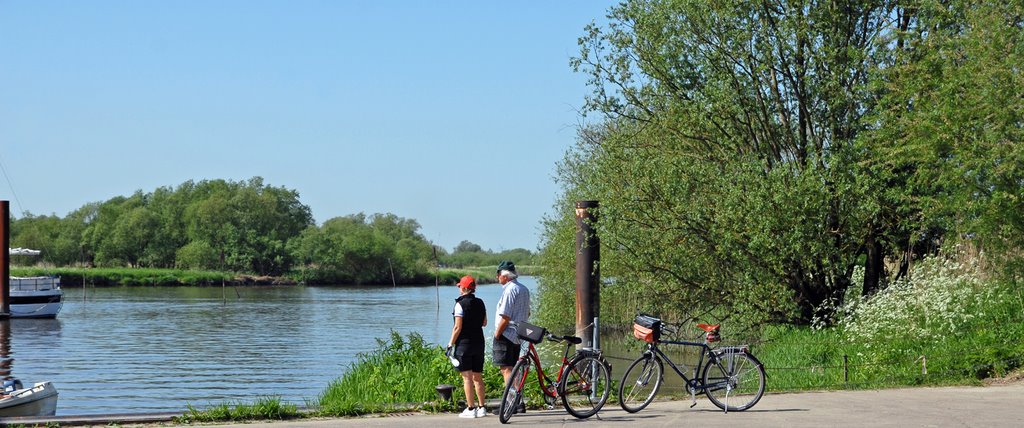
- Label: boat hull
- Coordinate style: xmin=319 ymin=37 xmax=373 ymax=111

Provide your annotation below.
xmin=0 ymin=382 xmax=59 ymax=417
xmin=9 ymin=277 xmax=63 ymax=319
xmin=9 ymin=301 xmax=62 ymax=318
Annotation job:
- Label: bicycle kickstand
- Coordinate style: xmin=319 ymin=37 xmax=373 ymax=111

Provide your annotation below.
xmin=689 ymin=386 xmax=697 ymax=408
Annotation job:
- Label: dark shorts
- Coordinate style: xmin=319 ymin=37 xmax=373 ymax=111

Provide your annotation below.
xmin=492 ymin=335 xmax=521 ymax=367
xmin=454 ymin=343 xmax=485 ymax=373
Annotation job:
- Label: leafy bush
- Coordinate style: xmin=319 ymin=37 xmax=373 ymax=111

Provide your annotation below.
xmin=316 ymin=331 xmax=504 ymax=416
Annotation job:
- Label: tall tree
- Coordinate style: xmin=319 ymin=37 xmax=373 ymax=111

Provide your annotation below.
xmin=862 ymin=1 xmax=1024 ymax=272
xmin=545 ymin=0 xmax=908 ymax=325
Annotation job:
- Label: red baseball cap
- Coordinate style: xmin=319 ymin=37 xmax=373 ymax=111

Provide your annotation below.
xmin=457 ymin=275 xmax=477 ymax=290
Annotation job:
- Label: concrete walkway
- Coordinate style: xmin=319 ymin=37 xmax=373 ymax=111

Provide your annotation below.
xmin=2 ymin=383 xmax=1021 ymax=427
xmin=213 ymin=383 xmax=1024 ymax=428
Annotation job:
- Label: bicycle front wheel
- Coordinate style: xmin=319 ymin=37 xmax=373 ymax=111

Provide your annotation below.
xmin=499 ymin=358 xmax=531 ymax=424
xmin=558 ymin=355 xmax=611 ymax=419
xmin=702 ymin=350 xmax=766 ymax=412
xmin=618 ymin=354 xmax=663 ymax=413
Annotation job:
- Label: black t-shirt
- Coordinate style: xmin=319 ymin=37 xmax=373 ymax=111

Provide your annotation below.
xmin=453 ymin=293 xmax=486 ymax=347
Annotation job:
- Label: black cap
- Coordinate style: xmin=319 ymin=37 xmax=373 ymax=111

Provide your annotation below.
xmin=497 ymin=260 xmax=516 ymax=273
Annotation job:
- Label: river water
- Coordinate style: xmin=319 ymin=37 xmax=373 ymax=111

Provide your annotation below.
xmin=0 ymin=277 xmax=539 ymax=415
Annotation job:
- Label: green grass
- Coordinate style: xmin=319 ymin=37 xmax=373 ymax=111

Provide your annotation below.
xmin=755 ymin=259 xmax=1024 ymax=390
xmin=176 ymin=396 xmax=300 ymax=423
xmin=11 ymin=266 xmax=232 ymax=287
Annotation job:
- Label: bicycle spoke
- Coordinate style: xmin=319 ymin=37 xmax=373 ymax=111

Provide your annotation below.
xmin=500 ymin=360 xmax=531 ymax=424
xmin=702 ymin=351 xmax=765 ymax=412
xmin=618 ymin=355 xmax=662 ymax=413
xmin=560 ymin=355 xmax=610 ymax=419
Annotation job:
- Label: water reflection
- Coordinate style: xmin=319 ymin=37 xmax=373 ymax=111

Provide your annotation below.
xmin=0 ymin=320 xmax=11 ymax=380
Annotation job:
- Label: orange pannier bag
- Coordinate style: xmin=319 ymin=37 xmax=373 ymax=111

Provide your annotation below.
xmin=633 ymin=322 xmax=657 ymax=343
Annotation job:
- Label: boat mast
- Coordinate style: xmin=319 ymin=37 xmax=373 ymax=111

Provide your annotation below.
xmin=1 ymin=200 xmax=10 ymax=319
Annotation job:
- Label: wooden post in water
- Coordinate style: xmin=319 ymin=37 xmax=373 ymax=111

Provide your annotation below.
xmin=575 ymin=200 xmax=599 ymax=349
xmin=1 ymin=201 xmax=10 ymax=319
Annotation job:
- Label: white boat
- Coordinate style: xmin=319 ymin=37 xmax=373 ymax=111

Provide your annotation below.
xmin=0 ymin=380 xmax=59 ymax=417
xmin=8 ymin=248 xmax=63 ymax=319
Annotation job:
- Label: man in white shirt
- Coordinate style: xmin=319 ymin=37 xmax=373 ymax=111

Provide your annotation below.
xmin=492 ymin=260 xmax=531 ymax=383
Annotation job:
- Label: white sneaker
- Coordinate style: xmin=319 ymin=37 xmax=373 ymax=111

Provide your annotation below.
xmin=475 ymin=407 xmax=488 ymax=417
xmin=458 ymin=407 xmax=477 ymax=418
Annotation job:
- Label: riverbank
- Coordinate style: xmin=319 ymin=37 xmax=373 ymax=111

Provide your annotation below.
xmin=9 ymin=266 xmax=509 ymax=287
xmin=3 ymin=383 xmax=1022 ymax=427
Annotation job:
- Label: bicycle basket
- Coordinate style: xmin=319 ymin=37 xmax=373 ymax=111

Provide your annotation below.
xmin=632 ymin=323 xmax=658 ymax=343
xmin=516 ymin=321 xmax=547 ymax=344
xmin=632 ymin=314 xmax=662 ymax=343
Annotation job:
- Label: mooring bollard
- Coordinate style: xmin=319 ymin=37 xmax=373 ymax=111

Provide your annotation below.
xmin=435 ymin=384 xmax=455 ymax=404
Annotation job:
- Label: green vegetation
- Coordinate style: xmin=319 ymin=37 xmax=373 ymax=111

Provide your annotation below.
xmin=534 ymin=0 xmax=1024 ymax=395
xmin=760 ymin=257 xmax=1024 ymax=390
xmin=315 ymin=331 xmax=505 ymax=416
xmin=10 ymin=177 xmax=536 ymax=286
xmin=537 ymin=0 xmax=1024 ymax=329
xmin=177 ymin=396 xmax=300 ymax=423
xmin=11 ymin=267 xmax=231 ymax=287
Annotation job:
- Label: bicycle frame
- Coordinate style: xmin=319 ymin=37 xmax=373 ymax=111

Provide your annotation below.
xmin=516 ymin=340 xmax=573 ymax=400
xmin=642 ymin=338 xmax=739 ymax=395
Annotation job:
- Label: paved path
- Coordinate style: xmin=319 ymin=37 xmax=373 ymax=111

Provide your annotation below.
xmin=206 ymin=383 xmax=1024 ymax=427
xmin=2 ymin=383 xmax=1021 ymax=427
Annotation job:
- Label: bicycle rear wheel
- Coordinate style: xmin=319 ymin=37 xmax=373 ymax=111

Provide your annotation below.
xmin=702 ymin=350 xmax=766 ymax=412
xmin=499 ymin=358 xmax=531 ymax=424
xmin=558 ymin=354 xmax=611 ymax=419
xmin=618 ymin=354 xmax=663 ymax=413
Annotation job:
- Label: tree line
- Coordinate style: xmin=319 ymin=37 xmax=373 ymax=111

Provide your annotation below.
xmin=537 ymin=0 xmax=1024 ymax=328
xmin=10 ymin=177 xmax=534 ymax=285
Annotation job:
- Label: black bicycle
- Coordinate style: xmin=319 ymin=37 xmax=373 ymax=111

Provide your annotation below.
xmin=619 ymin=313 xmax=766 ymax=413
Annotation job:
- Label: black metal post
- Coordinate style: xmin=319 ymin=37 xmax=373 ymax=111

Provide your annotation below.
xmin=844 ymin=354 xmax=849 ymax=384
xmin=575 ymin=200 xmax=599 ymax=348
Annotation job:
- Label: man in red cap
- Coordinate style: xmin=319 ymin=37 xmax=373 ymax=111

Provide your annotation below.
xmin=447 ymin=275 xmax=488 ymax=418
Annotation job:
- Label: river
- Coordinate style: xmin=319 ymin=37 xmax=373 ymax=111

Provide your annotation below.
xmin=0 ymin=277 xmax=538 ymax=415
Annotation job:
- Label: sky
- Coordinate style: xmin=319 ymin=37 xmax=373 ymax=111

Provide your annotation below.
xmin=0 ymin=1 xmax=617 ymax=253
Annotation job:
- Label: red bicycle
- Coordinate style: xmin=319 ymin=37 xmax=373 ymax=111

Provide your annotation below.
xmin=497 ymin=321 xmax=611 ymax=424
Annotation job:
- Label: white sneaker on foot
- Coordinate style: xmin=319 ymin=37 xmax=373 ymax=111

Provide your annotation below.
xmin=458 ymin=407 xmax=477 ymax=418
xmin=475 ymin=407 xmax=488 ymax=417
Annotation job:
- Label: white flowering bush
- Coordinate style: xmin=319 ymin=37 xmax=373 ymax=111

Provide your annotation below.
xmin=839 ymin=257 xmax=996 ymax=345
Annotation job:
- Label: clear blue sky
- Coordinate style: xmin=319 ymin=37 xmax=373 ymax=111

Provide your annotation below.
xmin=0 ymin=1 xmax=616 ymax=252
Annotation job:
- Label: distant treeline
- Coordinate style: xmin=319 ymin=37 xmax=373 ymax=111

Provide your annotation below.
xmin=9 ymin=177 xmax=534 ymax=285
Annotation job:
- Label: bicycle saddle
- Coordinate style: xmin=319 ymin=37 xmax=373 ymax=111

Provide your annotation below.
xmin=697 ymin=323 xmax=720 ymax=332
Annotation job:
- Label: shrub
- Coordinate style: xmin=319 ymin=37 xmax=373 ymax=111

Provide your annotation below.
xmin=316 ymin=331 xmax=504 ymax=416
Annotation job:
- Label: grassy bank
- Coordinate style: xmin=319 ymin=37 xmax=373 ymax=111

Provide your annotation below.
xmin=314 ymin=331 xmax=505 ymax=416
xmin=8 ymin=265 xmax=538 ymax=287
xmin=758 ymin=259 xmax=1024 ymax=390
xmin=177 ymin=397 xmax=301 ymax=423
xmin=11 ymin=267 xmax=234 ymax=287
